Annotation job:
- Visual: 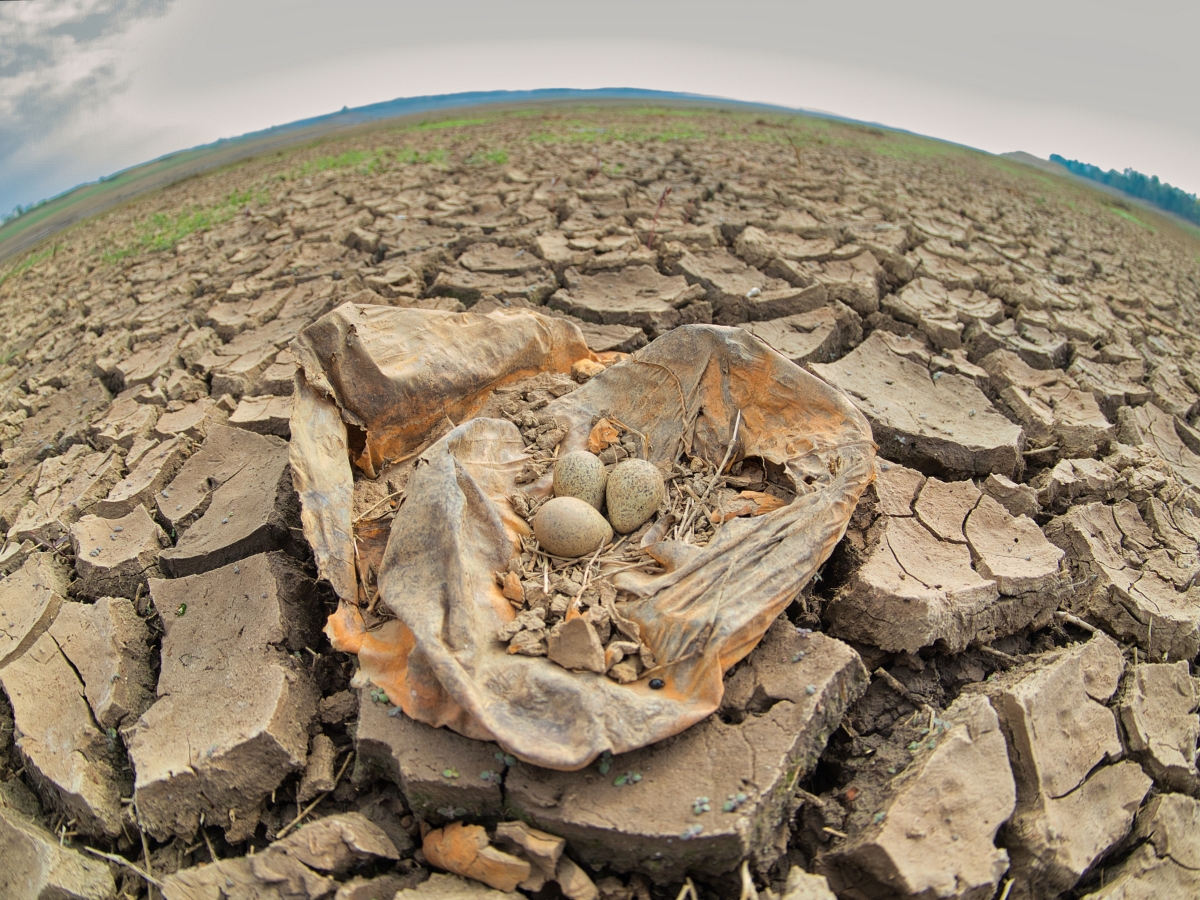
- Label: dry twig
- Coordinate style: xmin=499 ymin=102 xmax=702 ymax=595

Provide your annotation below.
xmin=738 ymin=860 xmax=759 ymax=900
xmin=874 ymin=667 xmax=931 ymax=713
xmin=83 ymin=847 xmax=164 ymax=890
xmin=1023 ymin=444 xmax=1060 ymax=457
xmin=786 ymin=134 xmax=804 ymax=169
xmin=140 ymin=827 xmax=156 ymax=900
xmin=354 ymin=489 xmax=404 ymax=523
xmin=677 ymin=410 xmax=741 ymax=538
xmin=645 ymin=187 xmax=672 ymax=249
xmin=201 ymin=820 xmax=218 ymax=863
xmin=1054 ymin=610 xmax=1098 ymax=633
xmin=978 ymin=645 xmax=1018 ymax=666
xmin=275 ymin=750 xmax=354 ymax=839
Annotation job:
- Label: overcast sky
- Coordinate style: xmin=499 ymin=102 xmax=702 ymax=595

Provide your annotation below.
xmin=2 ymin=0 xmax=1198 ymax=218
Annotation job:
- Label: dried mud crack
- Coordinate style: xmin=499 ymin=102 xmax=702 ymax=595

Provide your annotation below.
xmin=1 ymin=106 xmax=1200 ymax=900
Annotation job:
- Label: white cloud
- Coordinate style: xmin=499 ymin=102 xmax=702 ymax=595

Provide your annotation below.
xmin=0 ymin=0 xmax=176 ymax=211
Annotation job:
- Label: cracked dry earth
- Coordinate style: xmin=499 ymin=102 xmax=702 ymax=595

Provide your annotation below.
xmin=2 ymin=107 xmax=1200 ymax=900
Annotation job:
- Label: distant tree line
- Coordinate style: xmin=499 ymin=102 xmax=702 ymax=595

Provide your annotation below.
xmin=1051 ymin=154 xmax=1200 ymax=226
xmin=0 ymin=196 xmax=52 ymax=226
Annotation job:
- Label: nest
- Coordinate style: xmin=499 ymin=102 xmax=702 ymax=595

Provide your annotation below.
xmin=491 ymin=375 xmax=797 ymax=683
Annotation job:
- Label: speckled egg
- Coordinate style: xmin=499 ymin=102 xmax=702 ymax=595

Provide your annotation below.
xmin=533 ymin=496 xmax=614 ymax=558
xmin=553 ymin=450 xmax=608 ymax=510
xmin=606 ymin=459 xmax=666 ymax=533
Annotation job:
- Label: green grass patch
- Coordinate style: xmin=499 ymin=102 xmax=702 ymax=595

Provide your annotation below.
xmin=498 ymin=107 xmax=697 ymax=121
xmin=648 ymin=127 xmax=706 ymax=142
xmin=717 ymin=129 xmax=821 ymax=146
xmin=297 ymin=149 xmax=374 ymax=177
xmin=412 ymin=117 xmax=488 ymax=131
xmin=527 ymin=124 xmax=705 ymax=144
xmin=288 ymin=146 xmax=446 ymax=180
xmin=1108 ymin=205 xmax=1155 ymax=231
xmin=616 ymin=107 xmax=709 ymax=118
xmin=98 ymin=188 xmax=270 ymax=263
xmin=863 ymin=133 xmax=971 ymax=161
xmin=0 ymin=244 xmax=58 ymax=287
xmin=466 ymin=149 xmax=509 ymax=166
xmin=395 ymin=147 xmax=447 ymax=165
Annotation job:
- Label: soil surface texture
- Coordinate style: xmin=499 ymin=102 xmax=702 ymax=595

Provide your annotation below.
xmin=2 ymin=106 xmax=1200 ymax=900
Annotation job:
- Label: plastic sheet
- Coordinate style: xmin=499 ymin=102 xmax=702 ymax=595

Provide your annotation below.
xmin=290 ymin=304 xmax=874 ymax=770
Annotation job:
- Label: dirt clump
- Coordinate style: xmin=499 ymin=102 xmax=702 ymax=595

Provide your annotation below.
xmin=128 ymin=553 xmax=320 ymax=841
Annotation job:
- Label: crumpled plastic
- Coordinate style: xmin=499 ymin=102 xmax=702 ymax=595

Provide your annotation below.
xmin=289 ymin=303 xmax=875 ymax=770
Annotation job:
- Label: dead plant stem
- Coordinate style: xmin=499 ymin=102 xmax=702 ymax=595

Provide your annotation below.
xmin=1023 ymin=444 xmax=1059 ymax=457
xmin=874 ymin=667 xmax=931 ymax=715
xmin=202 ymin=824 xmax=218 ymax=863
xmin=140 ymin=827 xmax=156 ymax=900
xmin=978 ymin=645 xmax=1018 ymax=666
xmin=276 ymin=751 xmax=355 ymax=839
xmin=738 ymin=860 xmax=758 ymax=900
xmin=645 ymin=187 xmax=672 ymax=250
xmin=1054 ymin=611 xmax=1098 ymax=633
xmin=678 ymin=410 xmax=741 ymax=537
xmin=355 ymin=489 xmax=404 ymax=523
xmin=786 ymin=134 xmax=804 ymax=169
xmin=83 ymin=847 xmax=164 ymax=890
